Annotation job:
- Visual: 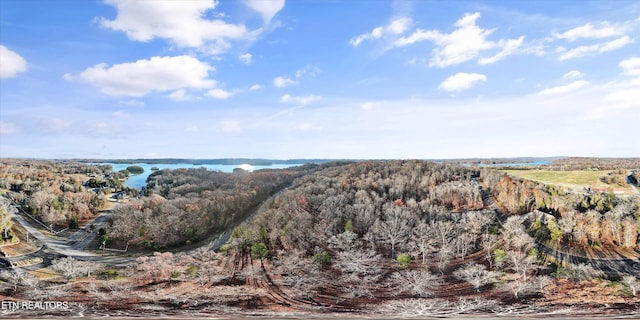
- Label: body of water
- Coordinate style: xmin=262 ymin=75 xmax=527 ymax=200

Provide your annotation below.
xmin=482 ymin=161 xmax=551 ymax=167
xmin=97 ymin=163 xmax=304 ymax=189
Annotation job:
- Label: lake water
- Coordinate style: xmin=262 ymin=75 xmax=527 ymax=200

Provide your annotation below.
xmin=458 ymin=161 xmax=551 ymax=167
xmin=97 ymin=163 xmax=304 ymax=189
xmin=481 ymin=161 xmax=551 ymax=167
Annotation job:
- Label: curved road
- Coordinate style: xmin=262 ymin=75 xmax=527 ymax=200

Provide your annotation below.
xmin=478 ymin=183 xmax=640 ymax=277
xmin=3 ymin=196 xmax=139 ymax=269
xmin=3 ymin=186 xmax=291 ymax=271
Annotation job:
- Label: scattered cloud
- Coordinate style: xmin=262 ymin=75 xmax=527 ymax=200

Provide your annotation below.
xmin=249 ymin=84 xmax=263 ymax=91
xmin=78 ymin=55 xmax=216 ymax=96
xmin=349 ymin=17 xmax=412 ymax=47
xmin=553 ymin=23 xmax=626 ymax=42
xmin=280 ymin=94 xmax=322 ymax=105
xmin=603 ymin=86 xmax=640 ymax=108
xmin=243 ymin=0 xmax=285 ymax=23
xmin=477 ymin=37 xmax=524 ymax=65
xmin=407 ymin=57 xmax=427 ymax=66
xmin=537 ymin=80 xmax=589 ymax=96
xmin=99 ymin=0 xmax=253 ymax=51
xmin=395 ymin=12 xmax=523 ymax=67
xmin=439 ymin=72 xmax=487 ymax=92
xmin=220 ymin=119 xmax=241 ymax=133
xmin=43 ymin=118 xmax=72 ymax=133
xmin=562 ymin=70 xmax=585 ymax=79
xmin=361 ymin=102 xmax=376 ymax=110
xmin=168 ymin=89 xmax=198 ymax=102
xmin=584 ymin=77 xmax=640 ymax=119
xmin=206 ymin=88 xmax=233 ymax=99
xmin=557 ymin=36 xmax=633 ymax=61
xmin=112 ymin=110 xmax=130 ymax=118
xmin=620 ymin=56 xmax=640 ymax=76
xmin=294 ymin=65 xmax=321 ymax=78
xmin=0 ymin=45 xmax=27 ymax=79
xmin=239 ymin=53 xmax=253 ymax=65
xmin=118 ymin=99 xmax=145 ymax=107
xmin=0 ymin=122 xmax=19 ymax=134
xmin=273 ymin=76 xmax=298 ymax=88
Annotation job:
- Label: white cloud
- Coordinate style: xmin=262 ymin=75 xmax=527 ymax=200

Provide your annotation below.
xmin=558 ymin=36 xmax=633 ymax=61
xmin=553 ymin=23 xmax=626 ymax=42
xmin=239 ymin=53 xmax=253 ymax=65
xmin=206 ymin=88 xmax=232 ymax=99
xmin=604 ymin=87 xmax=640 ymax=107
xmin=249 ymin=84 xmax=263 ymax=91
xmin=0 ymin=45 xmax=27 ymax=79
xmin=243 ymin=0 xmax=285 ymax=23
xmin=273 ymin=76 xmax=298 ymax=88
xmin=439 ymin=72 xmax=487 ymax=92
xmin=349 ymin=17 xmax=412 ymax=47
xmin=168 ymin=89 xmax=198 ymax=102
xmin=220 ymin=119 xmax=241 ymax=133
xmin=584 ymin=77 xmax=640 ymax=119
xmin=562 ymin=70 xmax=585 ymax=79
xmin=0 ymin=122 xmax=19 ymax=134
xmin=280 ymin=94 xmax=322 ymax=105
xmin=45 ymin=118 xmax=72 ymax=133
xmin=112 ymin=110 xmax=130 ymax=118
xmin=477 ymin=36 xmax=524 ymax=65
xmin=100 ymin=0 xmax=252 ymax=50
xmin=361 ymin=102 xmax=376 ymax=110
xmin=79 ymin=55 xmax=216 ymax=96
xmin=395 ymin=12 xmax=523 ymax=67
xmin=118 ymin=99 xmax=145 ymax=107
xmin=620 ymin=57 xmax=640 ymax=76
xmin=294 ymin=65 xmax=321 ymax=78
xmin=537 ymin=80 xmax=589 ymax=96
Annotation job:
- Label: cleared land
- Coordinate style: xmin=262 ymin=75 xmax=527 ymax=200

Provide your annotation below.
xmin=501 ymin=170 xmax=630 ymax=191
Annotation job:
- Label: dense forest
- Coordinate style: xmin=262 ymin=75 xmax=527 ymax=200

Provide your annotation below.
xmin=210 ymin=160 xmax=639 ymax=302
xmin=481 ymin=169 xmax=639 ymax=248
xmin=542 ymin=157 xmax=640 ymax=171
xmin=107 ymin=163 xmax=341 ymax=248
xmin=0 ymin=159 xmax=121 ymax=228
xmin=1 ymin=159 xmax=639 ymax=316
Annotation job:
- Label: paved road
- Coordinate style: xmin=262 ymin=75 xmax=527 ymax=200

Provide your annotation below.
xmin=2 ymin=196 xmax=137 ymax=269
xmin=67 ymin=208 xmax=113 ymax=250
xmin=3 ymin=186 xmax=291 ymax=269
xmin=478 ymin=183 xmax=640 ymax=277
xmin=627 ymin=175 xmax=640 ymax=196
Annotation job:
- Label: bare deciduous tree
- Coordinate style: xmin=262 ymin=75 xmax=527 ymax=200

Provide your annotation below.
xmin=502 ymin=250 xmax=541 ymax=298
xmin=480 ymin=234 xmax=500 ymax=269
xmin=389 ymin=269 xmax=442 ymax=297
xmin=371 ymin=204 xmax=415 ymax=258
xmin=133 ymin=251 xmax=176 ymax=283
xmin=455 ymin=232 xmax=476 ymax=260
xmin=454 ymin=263 xmax=500 ymax=292
xmin=410 ymin=221 xmax=436 ymax=265
xmin=52 ymin=257 xmax=100 ymax=279
xmin=502 ymin=216 xmax=535 ymax=252
xmin=335 ymin=249 xmax=383 ymax=298
xmin=1 ymin=268 xmax=39 ymax=291
xmin=272 ymin=249 xmax=325 ymax=298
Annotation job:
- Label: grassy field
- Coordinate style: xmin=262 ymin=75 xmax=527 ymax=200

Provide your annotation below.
xmin=501 ymin=170 xmax=630 ymax=190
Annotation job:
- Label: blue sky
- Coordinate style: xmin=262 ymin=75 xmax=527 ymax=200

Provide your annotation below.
xmin=1 ymin=0 xmax=639 ymax=159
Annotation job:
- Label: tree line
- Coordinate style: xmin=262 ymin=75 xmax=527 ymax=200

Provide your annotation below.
xmin=107 ymin=163 xmax=339 ymax=249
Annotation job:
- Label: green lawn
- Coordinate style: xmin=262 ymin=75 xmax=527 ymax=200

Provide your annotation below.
xmin=501 ymin=170 xmax=629 ymax=190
